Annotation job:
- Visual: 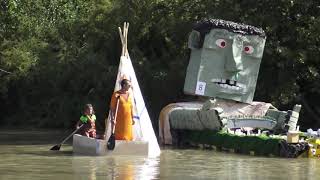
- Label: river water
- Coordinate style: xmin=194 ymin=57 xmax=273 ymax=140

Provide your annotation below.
xmin=0 ymin=130 xmax=319 ymax=180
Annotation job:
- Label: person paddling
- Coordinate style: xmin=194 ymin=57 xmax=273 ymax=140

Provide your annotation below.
xmin=110 ymin=79 xmax=135 ymax=141
xmin=76 ymin=104 xmax=97 ymax=138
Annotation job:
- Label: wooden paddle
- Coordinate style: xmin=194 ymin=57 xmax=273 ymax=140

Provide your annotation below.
xmin=50 ymin=124 xmax=84 ymax=151
xmin=107 ymin=96 xmax=120 ymax=150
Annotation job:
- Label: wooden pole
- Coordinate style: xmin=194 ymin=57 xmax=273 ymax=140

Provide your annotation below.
xmin=125 ymin=23 xmax=129 ymax=57
xmin=118 ymin=27 xmax=124 ymax=56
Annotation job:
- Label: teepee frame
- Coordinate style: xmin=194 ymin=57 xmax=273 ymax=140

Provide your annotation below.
xmin=118 ymin=22 xmax=129 ymax=58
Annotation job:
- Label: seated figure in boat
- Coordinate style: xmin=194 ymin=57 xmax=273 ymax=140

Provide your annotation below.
xmin=159 ymin=19 xmax=301 ymax=145
xmin=110 ymin=79 xmax=135 ymax=141
xmin=76 ymin=104 xmax=96 ymax=138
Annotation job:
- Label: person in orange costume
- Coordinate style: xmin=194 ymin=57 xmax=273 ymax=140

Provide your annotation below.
xmin=110 ymin=79 xmax=135 ymax=141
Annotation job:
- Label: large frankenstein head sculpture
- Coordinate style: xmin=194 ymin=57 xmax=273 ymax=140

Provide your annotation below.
xmin=184 ymin=19 xmax=266 ymax=103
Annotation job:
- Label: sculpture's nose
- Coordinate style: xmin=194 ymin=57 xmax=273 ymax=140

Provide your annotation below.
xmin=224 ymin=42 xmax=243 ymax=73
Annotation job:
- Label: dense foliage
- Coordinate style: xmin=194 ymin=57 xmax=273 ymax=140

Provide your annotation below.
xmin=1 ymin=0 xmax=319 ymax=132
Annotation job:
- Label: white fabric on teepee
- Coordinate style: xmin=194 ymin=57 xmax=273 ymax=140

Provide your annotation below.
xmin=106 ymin=56 xmax=161 ymax=157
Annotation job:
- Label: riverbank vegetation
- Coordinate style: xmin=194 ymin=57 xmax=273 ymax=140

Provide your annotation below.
xmin=1 ymin=0 xmax=319 ymax=131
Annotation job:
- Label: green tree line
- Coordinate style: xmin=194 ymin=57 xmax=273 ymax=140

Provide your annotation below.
xmin=1 ymin=0 xmax=319 ymax=132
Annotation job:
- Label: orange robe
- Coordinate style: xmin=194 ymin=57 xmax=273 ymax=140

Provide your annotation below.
xmin=110 ymin=91 xmax=133 ymax=141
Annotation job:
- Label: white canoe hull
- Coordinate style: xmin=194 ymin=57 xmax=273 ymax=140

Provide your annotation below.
xmin=72 ymin=134 xmax=149 ymax=156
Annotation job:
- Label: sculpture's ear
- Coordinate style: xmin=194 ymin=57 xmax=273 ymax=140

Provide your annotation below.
xmin=188 ymin=30 xmax=200 ymax=49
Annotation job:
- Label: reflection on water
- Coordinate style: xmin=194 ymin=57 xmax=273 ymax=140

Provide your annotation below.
xmin=160 ymin=149 xmax=320 ymax=180
xmin=72 ymin=156 xmax=160 ymax=180
xmin=0 ymin=130 xmax=320 ymax=180
xmin=0 ymin=130 xmax=160 ymax=180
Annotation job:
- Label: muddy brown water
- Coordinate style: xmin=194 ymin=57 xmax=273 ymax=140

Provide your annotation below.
xmin=0 ymin=130 xmax=319 ymax=180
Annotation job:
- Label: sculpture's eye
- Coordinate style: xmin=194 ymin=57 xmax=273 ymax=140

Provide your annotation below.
xmin=215 ymin=39 xmax=227 ymax=48
xmin=244 ymin=46 xmax=254 ymax=54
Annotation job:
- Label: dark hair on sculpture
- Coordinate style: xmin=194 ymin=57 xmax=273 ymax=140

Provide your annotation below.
xmin=193 ymin=19 xmax=266 ymax=43
xmin=120 ymin=79 xmax=130 ymax=88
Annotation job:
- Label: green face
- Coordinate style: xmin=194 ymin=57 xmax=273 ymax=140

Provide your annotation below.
xmin=184 ymin=29 xmax=266 ymax=103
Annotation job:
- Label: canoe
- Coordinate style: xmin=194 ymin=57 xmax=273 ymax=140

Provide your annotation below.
xmin=72 ymin=134 xmax=149 ymax=156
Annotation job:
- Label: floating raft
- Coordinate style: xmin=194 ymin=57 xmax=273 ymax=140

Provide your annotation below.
xmin=72 ymin=134 xmax=149 ymax=156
